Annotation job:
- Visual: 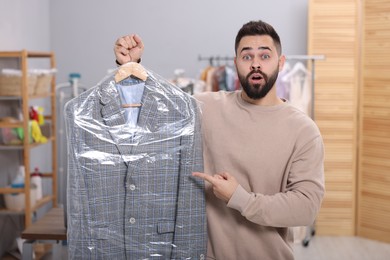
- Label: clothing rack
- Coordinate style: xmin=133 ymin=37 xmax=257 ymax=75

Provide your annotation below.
xmin=198 ymin=54 xmax=325 ymax=119
xmin=285 ymin=55 xmax=325 ymax=120
xmin=198 ymin=55 xmax=234 ymax=66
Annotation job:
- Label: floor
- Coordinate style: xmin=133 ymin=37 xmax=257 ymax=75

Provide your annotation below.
xmin=2 ymin=236 xmax=390 ymax=259
xmin=294 ymin=236 xmax=390 ymax=260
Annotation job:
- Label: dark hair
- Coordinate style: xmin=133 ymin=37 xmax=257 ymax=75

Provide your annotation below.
xmin=235 ymin=20 xmax=282 ymax=56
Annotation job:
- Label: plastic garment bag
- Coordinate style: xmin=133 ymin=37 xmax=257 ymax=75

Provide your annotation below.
xmin=64 ymin=62 xmax=206 ymax=259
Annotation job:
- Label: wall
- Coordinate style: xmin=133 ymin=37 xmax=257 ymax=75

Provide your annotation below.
xmin=49 ymin=0 xmax=309 ymax=87
xmin=0 ymin=0 xmax=50 ymax=51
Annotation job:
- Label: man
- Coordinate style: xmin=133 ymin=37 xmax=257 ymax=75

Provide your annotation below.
xmin=114 ymin=20 xmax=325 ymax=260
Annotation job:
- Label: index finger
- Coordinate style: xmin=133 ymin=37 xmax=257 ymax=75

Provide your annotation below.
xmin=192 ymin=172 xmax=217 ymax=186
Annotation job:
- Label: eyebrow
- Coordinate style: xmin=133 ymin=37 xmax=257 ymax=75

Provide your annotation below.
xmin=240 ymin=46 xmax=272 ymax=53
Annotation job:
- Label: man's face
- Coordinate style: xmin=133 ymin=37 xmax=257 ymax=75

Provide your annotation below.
xmin=234 ymin=35 xmax=281 ymax=100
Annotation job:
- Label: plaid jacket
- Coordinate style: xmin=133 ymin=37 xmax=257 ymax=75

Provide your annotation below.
xmin=65 ymin=69 xmax=206 ymax=259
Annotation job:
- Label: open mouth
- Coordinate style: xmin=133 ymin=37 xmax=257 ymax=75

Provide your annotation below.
xmin=249 ymin=72 xmax=264 ymax=84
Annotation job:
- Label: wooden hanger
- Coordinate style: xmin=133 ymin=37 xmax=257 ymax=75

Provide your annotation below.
xmin=115 ymin=62 xmax=148 ymax=83
xmin=122 ymin=103 xmax=142 ymax=108
xmin=115 ymin=62 xmax=148 ymax=108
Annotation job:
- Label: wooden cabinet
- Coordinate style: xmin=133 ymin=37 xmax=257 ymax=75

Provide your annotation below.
xmin=0 ymin=50 xmax=57 ymax=228
xmin=357 ymin=0 xmax=390 ymax=243
xmin=309 ymin=0 xmax=390 ymax=243
xmin=308 ymin=0 xmax=360 ymax=236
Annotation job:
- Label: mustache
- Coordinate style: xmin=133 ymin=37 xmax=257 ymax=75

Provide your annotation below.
xmin=247 ymin=70 xmax=267 ymax=79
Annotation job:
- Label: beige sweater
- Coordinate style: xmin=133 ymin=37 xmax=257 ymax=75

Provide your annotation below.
xmin=194 ymin=91 xmax=325 ymax=260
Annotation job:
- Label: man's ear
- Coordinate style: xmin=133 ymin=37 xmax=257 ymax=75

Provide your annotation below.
xmin=278 ymin=55 xmax=286 ymax=72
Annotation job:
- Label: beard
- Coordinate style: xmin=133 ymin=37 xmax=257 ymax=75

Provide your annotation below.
xmin=238 ymin=65 xmax=279 ymax=100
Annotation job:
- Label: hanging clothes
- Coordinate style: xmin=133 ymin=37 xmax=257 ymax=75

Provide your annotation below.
xmin=276 ymin=61 xmax=292 ymax=100
xmin=282 ymin=62 xmax=312 ymax=115
xmin=199 ymin=63 xmax=239 ymax=92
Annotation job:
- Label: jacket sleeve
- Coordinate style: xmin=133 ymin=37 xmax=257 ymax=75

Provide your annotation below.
xmin=171 ymin=96 xmax=207 ymax=259
xmin=65 ymin=97 xmax=99 ymax=260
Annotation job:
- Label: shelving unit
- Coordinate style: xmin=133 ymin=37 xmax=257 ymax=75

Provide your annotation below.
xmin=0 ymin=50 xmax=57 ymax=228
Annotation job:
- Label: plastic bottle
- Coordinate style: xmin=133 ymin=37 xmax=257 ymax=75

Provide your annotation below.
xmin=31 ymin=167 xmax=43 ymax=200
xmin=6 ymin=166 xmax=25 ymax=210
xmin=69 ymin=73 xmax=81 ymax=97
xmin=37 ymin=106 xmax=45 ymax=125
xmin=12 ymin=166 xmax=25 ymax=187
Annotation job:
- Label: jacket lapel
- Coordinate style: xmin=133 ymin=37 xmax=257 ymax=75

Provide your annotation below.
xmin=98 ymin=75 xmax=160 ymax=165
xmin=98 ymin=77 xmax=134 ymax=164
xmin=136 ymin=78 xmax=159 ymax=133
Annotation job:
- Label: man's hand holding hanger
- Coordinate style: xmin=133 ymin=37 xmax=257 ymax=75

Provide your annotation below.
xmin=114 ymin=34 xmax=144 ymax=65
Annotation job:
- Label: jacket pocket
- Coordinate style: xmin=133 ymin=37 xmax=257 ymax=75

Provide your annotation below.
xmin=93 ymin=227 xmax=109 ymax=240
xmin=157 ymin=220 xmax=175 ymax=234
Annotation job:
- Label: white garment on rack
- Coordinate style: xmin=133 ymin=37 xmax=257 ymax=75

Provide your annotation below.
xmin=282 ymin=62 xmax=312 ymax=115
xmin=276 ymin=62 xmax=291 ymax=100
xmin=288 ymin=73 xmax=311 ymax=115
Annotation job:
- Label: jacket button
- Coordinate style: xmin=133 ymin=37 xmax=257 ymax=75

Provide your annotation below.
xmin=129 ymin=217 xmax=136 ymax=224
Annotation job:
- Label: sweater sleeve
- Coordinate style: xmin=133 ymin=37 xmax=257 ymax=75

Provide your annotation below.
xmin=227 ymin=135 xmax=325 ymax=228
